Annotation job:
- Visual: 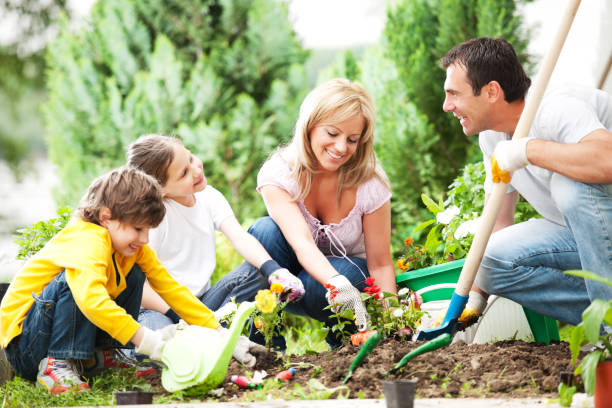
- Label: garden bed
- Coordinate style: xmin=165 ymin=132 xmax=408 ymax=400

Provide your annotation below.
xmin=147 ymin=339 xmax=575 ymax=401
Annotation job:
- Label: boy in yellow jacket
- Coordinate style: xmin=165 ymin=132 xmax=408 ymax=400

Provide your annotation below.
xmin=0 ymin=167 xmax=222 ymax=394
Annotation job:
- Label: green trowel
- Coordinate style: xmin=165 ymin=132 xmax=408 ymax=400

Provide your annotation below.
xmin=161 ymin=301 xmax=256 ymax=393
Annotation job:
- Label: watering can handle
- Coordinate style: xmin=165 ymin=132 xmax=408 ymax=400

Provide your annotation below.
xmin=415 ymin=283 xmax=457 ymax=296
xmin=455 ymin=0 xmax=582 ymax=296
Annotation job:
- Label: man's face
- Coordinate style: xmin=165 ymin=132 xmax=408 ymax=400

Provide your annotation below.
xmin=442 ymin=63 xmax=491 ymax=136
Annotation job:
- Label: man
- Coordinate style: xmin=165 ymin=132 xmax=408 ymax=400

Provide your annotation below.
xmin=440 ymin=37 xmax=612 ymax=326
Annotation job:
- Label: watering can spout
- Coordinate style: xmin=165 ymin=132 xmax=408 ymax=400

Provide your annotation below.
xmin=161 ymin=301 xmax=256 ymax=392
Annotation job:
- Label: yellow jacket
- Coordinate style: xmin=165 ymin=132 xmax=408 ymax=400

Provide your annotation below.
xmin=0 ymin=218 xmax=219 ymax=348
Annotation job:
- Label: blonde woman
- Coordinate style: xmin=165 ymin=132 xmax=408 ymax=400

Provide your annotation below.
xmin=248 ymin=78 xmax=396 ymax=348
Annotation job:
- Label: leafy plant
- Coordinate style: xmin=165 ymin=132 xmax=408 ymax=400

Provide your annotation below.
xmin=254 ymin=286 xmax=288 ymax=350
xmin=14 ymin=206 xmax=71 ymax=260
xmin=323 ymin=290 xmax=355 ymax=347
xmin=564 ymin=270 xmax=612 ymax=401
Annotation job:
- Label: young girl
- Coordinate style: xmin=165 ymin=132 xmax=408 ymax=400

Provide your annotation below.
xmin=248 ymin=78 xmax=397 ymax=347
xmin=127 ymin=134 xmax=304 ymax=362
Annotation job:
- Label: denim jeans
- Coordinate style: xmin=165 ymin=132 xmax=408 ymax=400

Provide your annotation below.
xmin=138 ymin=261 xmax=268 ymax=331
xmin=475 ymin=174 xmax=612 ymax=325
xmin=246 ymin=216 xmax=370 ymax=348
xmin=5 ymin=265 xmax=145 ymax=381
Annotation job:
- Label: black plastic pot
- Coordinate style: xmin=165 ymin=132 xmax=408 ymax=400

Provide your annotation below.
xmin=0 ymin=283 xmax=10 ymax=302
xmin=382 ymin=378 xmax=417 ymax=408
xmin=115 ymin=391 xmax=155 ymax=405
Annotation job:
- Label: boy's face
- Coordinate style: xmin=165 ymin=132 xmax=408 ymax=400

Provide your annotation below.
xmin=104 ymin=219 xmax=150 ymax=257
xmin=442 ymin=63 xmax=491 ymax=136
xmin=162 ymin=143 xmax=207 ymax=206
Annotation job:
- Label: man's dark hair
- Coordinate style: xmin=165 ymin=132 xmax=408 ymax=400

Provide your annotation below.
xmin=441 ymin=37 xmax=531 ymax=102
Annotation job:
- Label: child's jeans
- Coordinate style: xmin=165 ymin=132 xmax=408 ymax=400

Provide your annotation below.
xmin=5 ymin=265 xmax=144 ymax=381
xmin=138 ymin=261 xmax=268 ymax=330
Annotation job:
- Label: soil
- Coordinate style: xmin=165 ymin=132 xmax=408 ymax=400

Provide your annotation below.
xmin=144 ymin=339 xmax=578 ymax=400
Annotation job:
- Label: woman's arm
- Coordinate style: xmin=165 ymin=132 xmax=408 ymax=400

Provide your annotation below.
xmin=362 ymin=200 xmax=396 ymax=294
xmin=260 ymin=185 xmax=338 ymax=284
xmin=218 ymin=215 xmax=271 ymax=269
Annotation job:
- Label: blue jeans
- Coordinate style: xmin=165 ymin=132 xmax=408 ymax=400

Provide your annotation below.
xmin=247 ymin=217 xmax=370 ymax=348
xmin=138 ymin=261 xmax=268 ymax=330
xmin=5 ymin=265 xmax=144 ymax=381
xmin=475 ymin=175 xmax=612 ymax=325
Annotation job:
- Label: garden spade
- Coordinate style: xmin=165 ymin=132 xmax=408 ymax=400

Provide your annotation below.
xmin=160 ymin=301 xmax=256 ymax=393
xmin=416 ymin=0 xmax=582 ymax=341
xmin=386 ymin=333 xmax=451 ymax=377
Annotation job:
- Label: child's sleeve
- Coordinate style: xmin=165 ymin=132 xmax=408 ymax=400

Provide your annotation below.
xmin=138 ymin=246 xmax=219 ymax=329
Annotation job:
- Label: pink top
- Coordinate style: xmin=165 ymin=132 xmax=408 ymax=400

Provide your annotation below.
xmin=257 ymin=153 xmax=392 ymax=259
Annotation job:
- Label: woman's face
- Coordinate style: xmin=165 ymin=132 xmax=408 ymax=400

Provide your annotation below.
xmin=309 ymin=114 xmax=365 ymax=174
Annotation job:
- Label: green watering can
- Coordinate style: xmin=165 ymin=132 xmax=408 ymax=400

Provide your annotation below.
xmin=161 ymin=301 xmax=256 ymax=392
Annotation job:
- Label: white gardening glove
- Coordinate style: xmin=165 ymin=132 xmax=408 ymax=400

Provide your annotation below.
xmin=216 ymin=327 xmax=267 ymax=367
xmin=213 ymin=302 xmax=238 ymax=321
xmin=325 ymin=274 xmax=369 ymax=332
xmin=492 ymin=138 xmax=531 ymax=172
xmin=135 ymin=327 xmax=165 ymax=361
xmin=268 ymin=268 xmax=305 ymax=302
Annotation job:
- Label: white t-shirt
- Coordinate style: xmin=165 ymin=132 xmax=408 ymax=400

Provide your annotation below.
xmin=148 ymin=186 xmax=234 ymax=297
xmin=479 ymin=84 xmax=612 ymax=225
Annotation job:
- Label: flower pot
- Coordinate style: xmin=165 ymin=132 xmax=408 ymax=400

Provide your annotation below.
xmin=115 ymin=391 xmax=154 ymax=405
xmin=595 ymin=360 xmax=612 ymax=408
xmin=0 ymin=282 xmax=10 ymax=302
xmin=396 ymin=259 xmax=464 ymax=302
xmin=382 ymin=378 xmax=417 ymax=408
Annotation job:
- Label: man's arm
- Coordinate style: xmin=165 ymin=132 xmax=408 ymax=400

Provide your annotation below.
xmin=527 ymin=129 xmax=612 ymax=184
xmin=486 ymin=190 xmax=519 ymax=233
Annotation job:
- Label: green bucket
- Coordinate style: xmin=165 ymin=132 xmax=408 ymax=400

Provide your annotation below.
xmin=395 ymin=259 xmax=465 ymax=302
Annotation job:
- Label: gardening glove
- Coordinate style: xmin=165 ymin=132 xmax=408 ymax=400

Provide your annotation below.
xmin=216 ymin=326 xmax=267 ymax=367
xmin=135 ymin=327 xmax=166 ymax=361
xmin=268 ymin=268 xmax=305 ymax=302
xmin=325 ymin=274 xmax=369 ymax=332
xmin=492 ymin=138 xmax=531 ymax=173
xmin=213 ymin=302 xmax=238 ymax=321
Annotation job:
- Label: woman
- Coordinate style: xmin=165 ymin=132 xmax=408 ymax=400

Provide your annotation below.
xmin=250 ymin=78 xmax=396 ymax=347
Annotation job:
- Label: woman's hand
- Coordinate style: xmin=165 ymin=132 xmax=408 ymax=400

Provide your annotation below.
xmin=325 ymin=274 xmax=369 ymax=331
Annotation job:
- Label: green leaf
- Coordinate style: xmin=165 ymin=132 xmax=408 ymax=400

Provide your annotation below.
xmin=580 ymin=350 xmax=603 ymax=396
xmin=413 ymin=219 xmax=435 ymax=234
xmin=565 ymin=270 xmax=612 ymax=289
xmin=569 ymin=323 xmax=584 ymax=365
xmin=421 ymin=193 xmax=442 ymax=214
xmin=558 ymin=382 xmax=576 ymax=407
xmin=582 ymin=299 xmax=611 ymax=345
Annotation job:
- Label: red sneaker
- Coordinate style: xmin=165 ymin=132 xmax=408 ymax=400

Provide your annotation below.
xmin=37 ymin=357 xmax=90 ymax=394
xmin=82 ymin=349 xmax=156 ymax=378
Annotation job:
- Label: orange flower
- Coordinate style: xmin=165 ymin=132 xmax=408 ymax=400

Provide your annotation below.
xmin=254 ymin=317 xmax=264 ymax=329
xmin=396 ymin=259 xmax=410 ymax=271
xmin=404 ymin=237 xmax=414 ymax=246
xmin=270 ymin=283 xmax=283 ymax=294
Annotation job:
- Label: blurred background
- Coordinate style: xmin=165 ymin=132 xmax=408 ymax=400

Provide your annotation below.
xmin=1 ymin=0 xmax=611 ymax=281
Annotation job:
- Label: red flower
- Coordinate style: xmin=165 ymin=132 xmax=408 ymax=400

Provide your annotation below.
xmin=365 ymin=277 xmax=375 ymax=286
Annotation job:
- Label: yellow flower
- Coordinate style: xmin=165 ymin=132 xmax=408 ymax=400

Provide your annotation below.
xmin=255 ymin=289 xmax=276 ymax=314
xmin=270 ymin=283 xmax=284 ymax=294
xmin=396 ymin=259 xmax=410 ymax=271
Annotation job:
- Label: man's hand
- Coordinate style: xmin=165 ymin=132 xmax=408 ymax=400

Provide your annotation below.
xmin=134 ymin=327 xmax=166 ymax=361
xmin=492 ymin=138 xmax=531 ymax=172
xmin=268 ymin=268 xmax=305 ymax=302
xmin=324 ymin=274 xmax=369 ymax=331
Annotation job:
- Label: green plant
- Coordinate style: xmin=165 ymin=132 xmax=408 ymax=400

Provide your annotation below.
xmin=254 ymin=287 xmax=288 ymax=350
xmin=14 ymin=206 xmax=71 ymax=260
xmin=564 ymin=269 xmax=612 ymax=402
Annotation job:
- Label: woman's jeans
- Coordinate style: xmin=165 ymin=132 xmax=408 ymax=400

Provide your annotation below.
xmin=5 ymin=265 xmax=145 ymax=381
xmin=475 ymin=174 xmax=612 ymax=326
xmin=246 ymin=216 xmax=370 ymax=348
xmin=138 ymin=261 xmax=268 ymax=330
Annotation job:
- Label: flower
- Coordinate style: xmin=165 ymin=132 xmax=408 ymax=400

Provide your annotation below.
xmin=436 ymin=205 xmax=460 ymax=225
xmin=255 ymin=289 xmax=276 ymax=314
xmin=454 ymin=217 xmax=480 ymax=240
xmin=270 ymin=283 xmax=284 ymax=294
xmin=404 ymin=237 xmax=414 ymax=246
xmin=392 ymin=308 xmax=404 ymax=318
xmin=398 ymin=287 xmax=410 ymax=296
xmin=254 ymin=317 xmax=264 ymax=329
xmin=324 ymin=283 xmax=339 ymax=301
xmin=396 ymin=259 xmax=410 ymax=271
xmin=365 ymin=277 xmax=375 ymax=286
xmin=398 ymin=328 xmax=412 ymax=337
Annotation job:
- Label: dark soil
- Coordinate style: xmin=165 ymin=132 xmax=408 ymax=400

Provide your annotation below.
xmin=144 ymin=339 xmax=578 ymax=400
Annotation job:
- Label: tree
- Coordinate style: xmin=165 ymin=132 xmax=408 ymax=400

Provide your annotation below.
xmin=359 ymin=0 xmax=532 ymax=244
xmin=43 ymin=0 xmax=310 ymax=219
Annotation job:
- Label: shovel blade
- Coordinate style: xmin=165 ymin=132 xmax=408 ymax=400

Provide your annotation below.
xmin=415 ymin=292 xmax=468 ymax=340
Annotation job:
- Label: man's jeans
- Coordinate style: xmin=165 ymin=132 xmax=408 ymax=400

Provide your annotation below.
xmin=246 ymin=216 xmax=370 ymax=348
xmin=5 ymin=265 xmax=145 ymax=381
xmin=138 ymin=261 xmax=268 ymax=330
xmin=475 ymin=174 xmax=612 ymax=325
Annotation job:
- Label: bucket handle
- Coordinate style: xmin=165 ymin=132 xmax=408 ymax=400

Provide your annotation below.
xmin=415 ymin=283 xmax=457 ymax=296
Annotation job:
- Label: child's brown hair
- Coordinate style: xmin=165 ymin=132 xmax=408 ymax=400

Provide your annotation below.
xmin=126 ymin=134 xmax=183 ymax=186
xmin=76 ymin=166 xmax=165 ymax=227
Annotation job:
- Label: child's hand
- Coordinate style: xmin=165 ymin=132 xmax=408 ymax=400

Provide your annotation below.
xmin=268 ymin=269 xmax=305 ymax=302
xmin=233 ymin=335 xmax=267 ymax=367
xmin=135 ymin=327 xmax=166 ymax=361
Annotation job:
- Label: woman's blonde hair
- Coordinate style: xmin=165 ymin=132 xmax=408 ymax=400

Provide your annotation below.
xmin=280 ymin=78 xmax=387 ymax=201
